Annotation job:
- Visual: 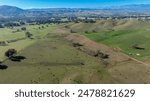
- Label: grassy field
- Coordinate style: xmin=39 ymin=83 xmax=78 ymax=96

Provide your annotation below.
xmin=82 ymin=29 xmax=150 ymax=60
xmin=65 ymin=20 xmax=150 ymax=61
xmin=0 ymin=23 xmax=115 ymax=84
xmin=0 ymin=24 xmax=56 ymax=60
xmin=1 ymin=20 xmax=150 ymax=84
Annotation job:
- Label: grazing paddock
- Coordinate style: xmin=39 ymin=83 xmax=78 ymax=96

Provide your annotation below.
xmin=0 ymin=20 xmax=150 ymax=84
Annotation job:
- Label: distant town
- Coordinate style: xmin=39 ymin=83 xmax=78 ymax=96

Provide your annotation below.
xmin=1 ymin=5 xmax=150 ymax=28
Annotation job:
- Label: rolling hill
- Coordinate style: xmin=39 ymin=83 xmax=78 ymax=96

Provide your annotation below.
xmin=1 ymin=5 xmax=150 ymax=84
xmin=0 ymin=5 xmax=25 ymax=17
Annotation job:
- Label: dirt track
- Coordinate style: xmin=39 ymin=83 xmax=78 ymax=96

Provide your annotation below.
xmin=129 ymin=56 xmax=150 ymax=67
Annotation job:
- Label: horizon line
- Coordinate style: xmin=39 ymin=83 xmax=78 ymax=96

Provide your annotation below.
xmin=1 ymin=3 xmax=150 ymax=9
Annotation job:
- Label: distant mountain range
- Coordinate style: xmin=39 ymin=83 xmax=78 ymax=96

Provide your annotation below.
xmin=111 ymin=4 xmax=150 ymax=11
xmin=0 ymin=5 xmax=25 ymax=16
xmin=1 ymin=4 xmax=150 ymax=18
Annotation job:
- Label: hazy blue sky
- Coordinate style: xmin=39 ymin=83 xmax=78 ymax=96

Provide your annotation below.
xmin=0 ymin=0 xmax=150 ymax=8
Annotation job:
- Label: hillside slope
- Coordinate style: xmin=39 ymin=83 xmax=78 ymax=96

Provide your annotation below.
xmin=0 ymin=5 xmax=24 ymax=16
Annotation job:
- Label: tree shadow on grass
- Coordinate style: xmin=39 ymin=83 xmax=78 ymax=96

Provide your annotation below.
xmin=10 ymin=56 xmax=26 ymax=62
xmin=0 ymin=64 xmax=8 ymax=70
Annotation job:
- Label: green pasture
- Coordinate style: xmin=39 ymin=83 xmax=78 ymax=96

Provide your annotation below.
xmin=82 ymin=29 xmax=150 ymax=60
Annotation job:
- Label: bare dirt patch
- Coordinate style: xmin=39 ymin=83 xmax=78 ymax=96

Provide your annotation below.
xmin=144 ymin=59 xmax=150 ymax=65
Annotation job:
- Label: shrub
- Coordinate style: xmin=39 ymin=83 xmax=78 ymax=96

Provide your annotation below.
xmin=0 ymin=24 xmax=4 ymax=28
xmin=5 ymin=49 xmax=17 ymax=58
xmin=25 ymin=31 xmax=33 ymax=38
xmin=41 ymin=26 xmax=44 ymax=28
xmin=85 ymin=31 xmax=89 ymax=33
xmin=21 ymin=27 xmax=26 ymax=31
